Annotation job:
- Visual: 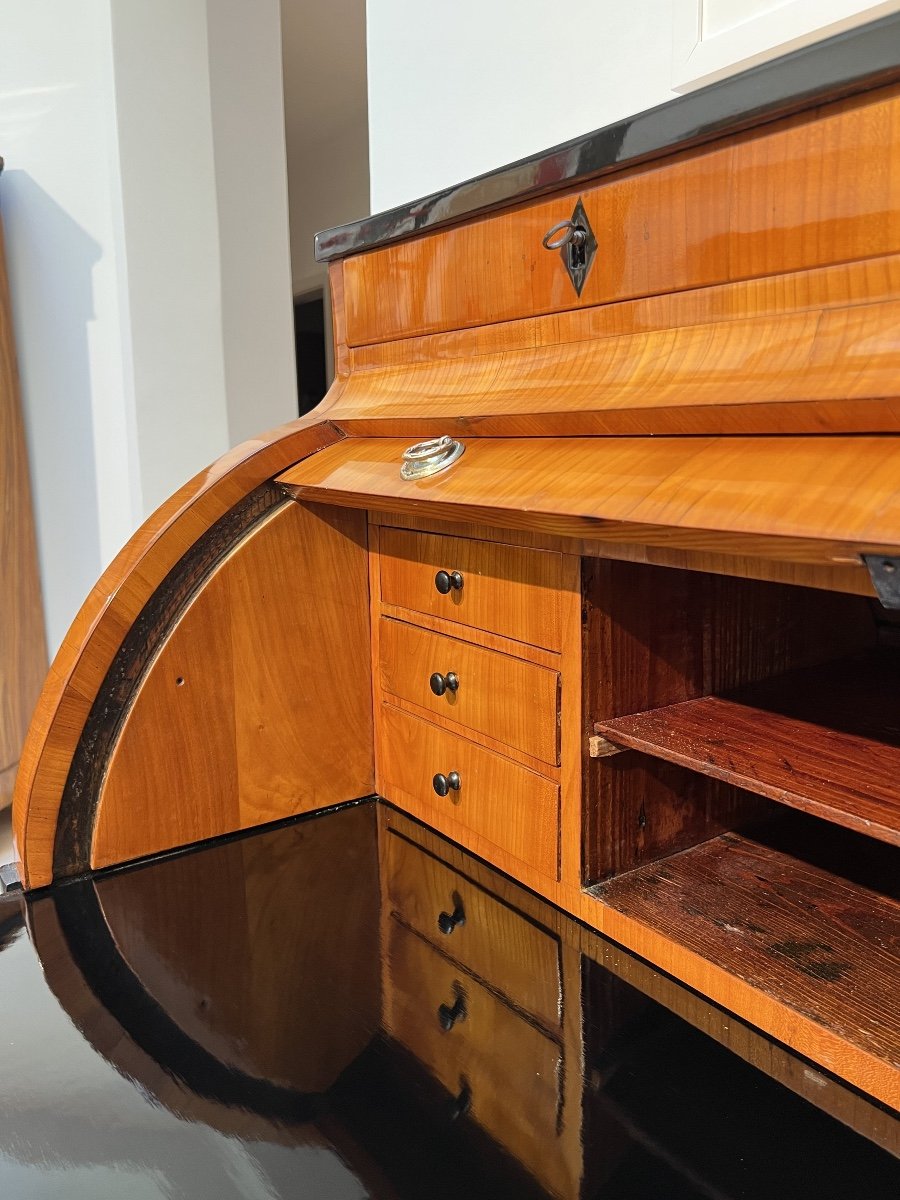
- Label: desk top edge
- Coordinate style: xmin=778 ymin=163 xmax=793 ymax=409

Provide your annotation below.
xmin=315 ymin=13 xmax=900 ymax=263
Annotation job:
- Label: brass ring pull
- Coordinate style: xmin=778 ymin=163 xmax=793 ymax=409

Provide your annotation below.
xmin=542 ymin=219 xmax=587 ymax=251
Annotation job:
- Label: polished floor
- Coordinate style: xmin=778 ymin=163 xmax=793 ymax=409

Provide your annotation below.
xmin=0 ymin=803 xmax=896 ymax=1198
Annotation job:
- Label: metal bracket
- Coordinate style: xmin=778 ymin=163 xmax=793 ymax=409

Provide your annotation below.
xmin=0 ymin=863 xmax=22 ymax=894
xmin=542 ymin=197 xmax=597 ymax=297
xmin=863 ymin=555 xmax=900 ymax=608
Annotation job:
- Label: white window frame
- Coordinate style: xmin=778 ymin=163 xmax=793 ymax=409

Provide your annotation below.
xmin=672 ymin=0 xmax=900 ymax=93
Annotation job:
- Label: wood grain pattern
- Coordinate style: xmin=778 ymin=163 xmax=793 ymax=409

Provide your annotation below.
xmin=383 ymin=920 xmax=567 ymax=1191
xmin=349 ymin=252 xmax=900 ymax=374
xmin=90 ymin=502 xmax=373 ymax=870
xmin=582 ymin=560 xmax=876 ymax=879
xmin=372 ymin=507 xmax=877 ymax=598
xmin=595 ymin=821 xmax=900 ymax=1112
xmin=378 ymin=617 xmax=560 ymax=764
xmin=343 ymin=85 xmax=900 ymax=346
xmin=332 ymin=296 xmax=900 ymax=439
xmin=598 ymin=651 xmax=900 ymax=847
xmin=13 ymin=418 xmax=344 ymax=887
xmin=379 ymin=527 xmax=565 ymax=650
xmin=0 ymin=215 xmax=46 ymax=799
xmin=95 ymin=807 xmax=381 ymax=1094
xmin=279 ymin=434 xmax=900 ymax=564
xmin=383 ymin=828 xmax=562 ymax=1027
xmin=379 ymin=705 xmax=560 ymax=879
xmin=382 ymin=805 xmax=900 ymax=1140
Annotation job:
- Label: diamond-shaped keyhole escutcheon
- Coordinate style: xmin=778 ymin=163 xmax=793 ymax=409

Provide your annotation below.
xmin=541 ymin=197 xmax=597 ymax=296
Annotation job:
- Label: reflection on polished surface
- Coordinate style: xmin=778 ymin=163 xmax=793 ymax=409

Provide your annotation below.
xmin=0 ymin=801 xmax=897 ymax=1198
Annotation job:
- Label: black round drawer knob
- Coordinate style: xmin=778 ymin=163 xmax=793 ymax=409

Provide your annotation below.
xmin=437 ymin=903 xmax=466 ymax=935
xmin=429 ymin=671 xmax=459 ymax=697
xmin=432 ymin=771 xmax=461 ymax=798
xmin=449 ymin=1081 xmax=472 ymax=1120
xmin=437 ymin=992 xmax=466 ymax=1032
xmin=434 ymin=569 xmax=464 ymax=595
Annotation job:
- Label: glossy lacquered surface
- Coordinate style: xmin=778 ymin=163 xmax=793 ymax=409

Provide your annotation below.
xmin=314 ymin=13 xmax=900 ymax=262
xmin=1 ymin=803 xmax=896 ymax=1200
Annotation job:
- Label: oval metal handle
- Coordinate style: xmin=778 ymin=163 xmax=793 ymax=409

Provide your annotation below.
xmin=429 ymin=671 xmax=459 ymax=697
xmin=400 ymin=435 xmax=465 ymax=480
xmin=434 ymin=569 xmax=464 ymax=595
xmin=542 ymin=219 xmax=588 ymax=251
xmin=432 ymin=771 xmax=461 ymax=798
xmin=437 ymin=992 xmax=466 ymax=1032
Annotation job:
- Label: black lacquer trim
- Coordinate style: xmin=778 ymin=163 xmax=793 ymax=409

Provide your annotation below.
xmin=52 ymin=482 xmax=287 ymax=880
xmin=50 ymin=879 xmax=323 ymax=1121
xmin=316 ymin=14 xmax=900 ymax=262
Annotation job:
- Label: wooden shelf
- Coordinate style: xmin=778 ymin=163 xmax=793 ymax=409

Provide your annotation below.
xmin=596 ymin=651 xmax=900 ymax=847
xmin=592 ymin=818 xmax=900 ymax=1104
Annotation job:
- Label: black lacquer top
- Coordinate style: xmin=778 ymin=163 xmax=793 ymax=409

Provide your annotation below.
xmin=315 ymin=13 xmax=900 ymax=262
xmin=0 ymin=803 xmax=897 ymax=1198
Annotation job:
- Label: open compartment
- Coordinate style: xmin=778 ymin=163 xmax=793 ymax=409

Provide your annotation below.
xmin=582 ymin=559 xmax=894 ymax=880
xmin=581 ymin=560 xmax=900 ymax=1106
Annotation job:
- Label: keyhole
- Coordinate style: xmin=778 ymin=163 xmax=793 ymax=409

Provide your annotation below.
xmin=569 ymin=227 xmax=587 ymax=270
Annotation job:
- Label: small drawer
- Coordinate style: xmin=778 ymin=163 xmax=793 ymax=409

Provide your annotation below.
xmin=379 ymin=706 xmax=559 ymax=879
xmin=379 ymin=527 xmax=565 ymax=650
xmin=378 ymin=618 xmax=559 ymax=764
xmin=384 ymin=829 xmax=562 ymax=1027
xmin=384 ymin=922 xmax=562 ymax=1180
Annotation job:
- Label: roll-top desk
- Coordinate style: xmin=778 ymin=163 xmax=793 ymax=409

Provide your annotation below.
xmin=9 ymin=18 xmax=900 ymax=1118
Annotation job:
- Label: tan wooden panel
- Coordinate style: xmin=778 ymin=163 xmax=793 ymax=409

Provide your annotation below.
xmin=91 ymin=503 xmax=374 ymax=870
xmin=229 ymin=503 xmax=373 ymax=828
xmin=378 ymin=705 xmax=559 ymax=878
xmin=281 ymin=435 xmax=900 ymax=560
xmin=91 ymin=576 xmax=240 ymax=867
xmin=378 ymin=618 xmax=559 ymax=764
xmin=378 ymin=526 xmax=565 ymax=649
xmin=384 ymin=920 xmax=567 ymax=1193
xmin=384 ymin=829 xmax=561 ymax=1025
xmin=343 ymin=86 xmax=900 ymax=346
xmin=0 ymin=216 xmax=46 ymax=777
xmin=14 ymin=417 xmax=341 ymax=890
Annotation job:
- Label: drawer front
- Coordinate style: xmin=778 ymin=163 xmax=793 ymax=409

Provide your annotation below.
xmin=384 ymin=922 xmax=562 ymax=1177
xmin=384 ymin=829 xmax=562 ymax=1026
xmin=379 ymin=527 xmax=565 ymax=650
xmin=380 ymin=706 xmax=559 ymax=878
xmin=343 ymin=88 xmax=900 ymax=346
xmin=379 ymin=618 xmax=559 ymax=764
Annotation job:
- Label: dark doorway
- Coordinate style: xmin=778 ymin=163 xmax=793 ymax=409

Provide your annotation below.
xmin=294 ymin=293 xmax=327 ymax=415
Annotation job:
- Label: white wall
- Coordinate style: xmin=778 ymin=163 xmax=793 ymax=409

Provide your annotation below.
xmin=0 ymin=0 xmax=133 ymax=652
xmin=0 ymin=0 xmax=296 ymax=652
xmin=367 ymin=0 xmax=681 ymax=213
xmin=281 ymin=0 xmax=370 ymax=380
xmin=366 ymin=0 xmax=899 ymax=212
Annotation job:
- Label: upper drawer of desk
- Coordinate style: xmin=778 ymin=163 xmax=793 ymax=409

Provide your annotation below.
xmin=342 ymin=86 xmax=900 ymax=347
xmin=378 ymin=527 xmax=566 ymax=650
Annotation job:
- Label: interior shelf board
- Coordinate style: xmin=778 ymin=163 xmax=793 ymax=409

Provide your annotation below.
xmin=590 ymin=820 xmax=900 ymax=1096
xmin=596 ymin=652 xmax=900 ymax=848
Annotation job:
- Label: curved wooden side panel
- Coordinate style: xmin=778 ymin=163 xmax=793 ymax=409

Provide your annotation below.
xmin=88 ymin=499 xmax=373 ymax=871
xmin=12 ymin=411 xmax=350 ymax=888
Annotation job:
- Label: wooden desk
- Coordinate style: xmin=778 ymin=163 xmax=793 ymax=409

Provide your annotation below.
xmin=9 ymin=17 xmax=900 ymax=1117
